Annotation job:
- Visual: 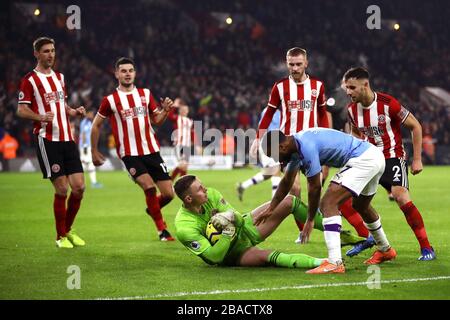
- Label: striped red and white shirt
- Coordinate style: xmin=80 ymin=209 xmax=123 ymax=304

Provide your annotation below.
xmin=168 ymin=111 xmax=193 ymax=147
xmin=259 ymin=75 xmax=328 ymax=136
xmin=98 ymin=87 xmax=160 ymax=158
xmin=18 ymin=69 xmax=73 ymax=141
xmin=347 ymin=92 xmax=410 ymax=159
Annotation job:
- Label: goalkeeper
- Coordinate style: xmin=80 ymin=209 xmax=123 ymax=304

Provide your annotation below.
xmin=174 ymin=175 xmax=361 ymax=268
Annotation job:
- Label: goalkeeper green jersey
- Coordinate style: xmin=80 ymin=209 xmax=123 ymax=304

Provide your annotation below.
xmin=175 ymin=188 xmax=263 ymax=265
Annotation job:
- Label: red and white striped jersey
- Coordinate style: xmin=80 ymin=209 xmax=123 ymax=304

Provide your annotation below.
xmin=98 ymin=87 xmax=160 ymax=158
xmin=347 ymin=92 xmax=410 ymax=159
xmin=168 ymin=112 xmax=193 ymax=147
xmin=18 ymin=69 xmax=73 ymax=141
xmin=267 ymin=75 xmax=327 ymax=135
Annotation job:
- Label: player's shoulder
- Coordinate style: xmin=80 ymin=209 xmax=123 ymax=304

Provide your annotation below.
xmin=346 ymin=101 xmax=357 ymax=110
xmin=274 ymin=77 xmax=289 ymax=86
xmin=308 ymin=75 xmax=325 ymax=85
xmin=376 ymin=92 xmax=399 ymax=106
xmin=20 ymin=71 xmax=35 ymax=83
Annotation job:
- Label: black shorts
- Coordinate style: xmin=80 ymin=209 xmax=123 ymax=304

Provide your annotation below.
xmin=175 ymin=145 xmax=191 ymax=162
xmin=122 ymin=152 xmax=170 ymax=182
xmin=379 ymin=158 xmax=409 ymax=190
xmin=36 ymin=136 xmax=83 ymax=180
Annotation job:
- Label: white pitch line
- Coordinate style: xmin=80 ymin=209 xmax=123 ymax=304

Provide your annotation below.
xmin=97 ymin=275 xmax=450 ymax=300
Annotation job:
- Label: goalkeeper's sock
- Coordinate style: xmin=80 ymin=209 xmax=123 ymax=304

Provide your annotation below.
xmin=291 ymin=197 xmax=324 ymax=231
xmin=241 ymin=172 xmax=265 ymax=189
xmin=268 ymin=251 xmax=323 ymax=268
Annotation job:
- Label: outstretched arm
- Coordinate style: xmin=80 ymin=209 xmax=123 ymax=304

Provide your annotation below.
xmin=91 ymin=114 xmax=106 ymax=166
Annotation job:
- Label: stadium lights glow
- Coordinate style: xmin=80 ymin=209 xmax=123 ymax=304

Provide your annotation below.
xmin=394 ymin=23 xmax=400 ymax=30
xmin=34 ymin=8 xmax=40 ymax=16
xmin=226 ymin=17 xmax=233 ymax=25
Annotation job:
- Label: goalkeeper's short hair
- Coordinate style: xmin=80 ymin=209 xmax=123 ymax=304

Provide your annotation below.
xmin=174 ymin=174 xmax=197 ymax=200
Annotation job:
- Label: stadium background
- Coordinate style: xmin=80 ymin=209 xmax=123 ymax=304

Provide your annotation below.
xmin=1 ymin=0 xmax=449 ymax=167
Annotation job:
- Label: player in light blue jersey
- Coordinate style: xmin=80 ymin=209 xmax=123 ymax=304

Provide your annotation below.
xmin=257 ymin=128 xmax=397 ymax=274
xmin=237 ymin=107 xmax=282 ymax=201
xmin=79 ymin=109 xmax=102 ymax=188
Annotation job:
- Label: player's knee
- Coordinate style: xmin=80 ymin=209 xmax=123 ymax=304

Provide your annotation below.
xmin=391 ymin=188 xmax=410 ymax=206
xmin=72 ymin=183 xmax=85 ymax=197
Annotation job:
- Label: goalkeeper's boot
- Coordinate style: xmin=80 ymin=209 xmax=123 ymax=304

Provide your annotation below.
xmin=364 ymin=247 xmax=397 ymax=265
xmin=56 ymin=237 xmax=74 ymax=249
xmin=306 ymin=260 xmax=345 ymax=274
xmin=418 ymin=247 xmax=436 ymax=261
xmin=67 ymin=230 xmax=86 ymax=246
xmin=346 ymin=235 xmax=376 ymax=257
xmin=340 ymin=230 xmax=366 ymax=247
xmin=159 ymin=229 xmax=175 ymax=241
xmin=236 ymin=183 xmax=244 ymax=202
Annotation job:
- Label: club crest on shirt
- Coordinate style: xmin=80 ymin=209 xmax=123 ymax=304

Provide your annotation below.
xmin=51 ymin=164 xmax=60 ymax=173
xmin=378 ymin=115 xmax=386 ymax=124
xmin=311 ymin=89 xmax=318 ymax=97
xmin=191 ymin=241 xmax=200 ymax=250
xmin=18 ymin=91 xmax=24 ymax=100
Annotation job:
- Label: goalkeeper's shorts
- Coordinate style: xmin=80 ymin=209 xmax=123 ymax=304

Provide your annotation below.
xmin=221 ymin=213 xmax=263 ymax=266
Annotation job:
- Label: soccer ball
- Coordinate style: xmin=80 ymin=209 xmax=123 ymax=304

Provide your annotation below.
xmin=205 ymin=221 xmax=221 ymax=245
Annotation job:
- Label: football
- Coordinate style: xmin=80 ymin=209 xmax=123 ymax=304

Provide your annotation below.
xmin=205 ymin=221 xmax=221 ymax=245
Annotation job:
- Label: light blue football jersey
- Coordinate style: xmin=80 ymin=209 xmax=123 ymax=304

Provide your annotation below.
xmin=79 ymin=118 xmax=93 ymax=148
xmin=289 ymin=128 xmax=371 ymax=177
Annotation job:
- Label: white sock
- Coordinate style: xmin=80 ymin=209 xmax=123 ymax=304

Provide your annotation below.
xmin=364 ymin=218 xmax=390 ymax=252
xmin=242 ymin=172 xmax=265 ymax=189
xmin=271 ymin=176 xmax=281 ymax=197
xmin=88 ymin=169 xmax=97 ymax=184
xmin=323 ymin=216 xmax=343 ymax=265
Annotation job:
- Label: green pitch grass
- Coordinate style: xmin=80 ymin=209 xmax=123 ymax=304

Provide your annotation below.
xmin=0 ymin=167 xmax=449 ymax=300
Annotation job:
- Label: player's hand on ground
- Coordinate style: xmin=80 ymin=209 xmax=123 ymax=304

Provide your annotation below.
xmin=411 ymin=159 xmax=423 ymax=175
xmin=249 ymin=138 xmax=259 ymax=158
xmin=300 ymin=219 xmax=315 ymax=244
xmin=254 ymin=206 xmax=272 ymax=226
xmin=40 ymin=111 xmax=54 ymax=123
xmin=160 ymin=97 xmax=174 ymax=111
xmin=92 ymin=149 xmax=105 ymax=166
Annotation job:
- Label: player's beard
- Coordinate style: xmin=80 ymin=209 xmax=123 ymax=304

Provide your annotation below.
xmin=121 ymin=80 xmax=134 ymax=88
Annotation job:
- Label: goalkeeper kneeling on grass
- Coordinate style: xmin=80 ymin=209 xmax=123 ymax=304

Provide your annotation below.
xmin=174 ymin=175 xmax=359 ymax=267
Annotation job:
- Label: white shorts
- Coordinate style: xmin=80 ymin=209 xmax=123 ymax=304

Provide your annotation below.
xmin=331 ymin=144 xmax=385 ymax=196
xmin=259 ymin=144 xmax=280 ymax=175
xmin=80 ymin=147 xmax=92 ymax=164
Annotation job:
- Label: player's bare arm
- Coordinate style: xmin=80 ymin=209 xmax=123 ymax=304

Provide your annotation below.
xmin=65 ymin=103 xmax=86 ymax=117
xmin=255 ymin=162 xmax=297 ymax=225
xmin=301 ymin=173 xmax=322 ymax=244
xmin=151 ymin=97 xmax=174 ymax=125
xmin=350 ymin=123 xmax=364 ymax=139
xmin=90 ymin=114 xmax=106 ymax=166
xmin=17 ymin=103 xmax=54 ymax=122
xmin=403 ymin=113 xmax=423 ymax=175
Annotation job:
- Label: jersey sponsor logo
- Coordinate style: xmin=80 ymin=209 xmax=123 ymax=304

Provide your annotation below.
xmin=378 ymin=115 xmax=386 ymax=124
xmin=43 ymin=91 xmax=65 ymax=104
xmin=359 ymin=126 xmax=385 ymax=138
xmin=18 ymin=91 xmax=24 ymax=100
xmin=287 ymin=100 xmax=313 ymax=111
xmin=51 ymin=164 xmax=61 ymax=173
xmin=190 ymin=241 xmax=200 ymax=250
xmin=129 ymin=167 xmax=136 ymax=176
xmin=120 ymin=106 xmax=148 ymax=120
xmin=311 ymin=89 xmax=318 ymax=97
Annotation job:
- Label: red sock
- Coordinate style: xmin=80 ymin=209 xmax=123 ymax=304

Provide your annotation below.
xmin=145 ymin=188 xmax=166 ymax=231
xmin=400 ymin=201 xmax=431 ymax=249
xmin=179 ymin=169 xmax=187 ymax=177
xmin=158 ymin=195 xmax=172 ymax=209
xmin=54 ymin=194 xmax=67 ymax=240
xmin=339 ymin=198 xmax=369 ymax=238
xmin=66 ymin=193 xmax=83 ymax=233
xmin=170 ymin=168 xmax=180 ymax=180
xmin=295 ymin=219 xmax=304 ymax=232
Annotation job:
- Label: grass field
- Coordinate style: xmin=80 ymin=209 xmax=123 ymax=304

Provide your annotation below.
xmin=0 ymin=167 xmax=449 ymax=300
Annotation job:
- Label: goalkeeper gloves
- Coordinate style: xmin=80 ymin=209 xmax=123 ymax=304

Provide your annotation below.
xmin=222 ymin=224 xmax=236 ymax=237
xmin=210 ymin=210 xmax=235 ymax=230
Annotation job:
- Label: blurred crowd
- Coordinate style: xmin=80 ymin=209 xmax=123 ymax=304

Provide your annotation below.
xmin=1 ymin=0 xmax=449 ymax=163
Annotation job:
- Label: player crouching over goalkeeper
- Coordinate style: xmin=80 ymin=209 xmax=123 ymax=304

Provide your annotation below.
xmin=174 ymin=175 xmax=361 ymax=268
